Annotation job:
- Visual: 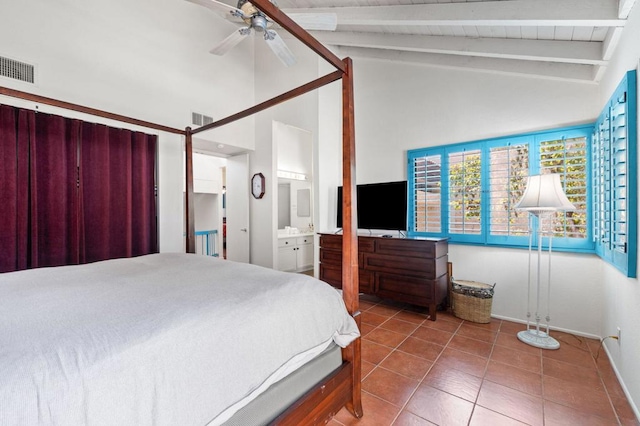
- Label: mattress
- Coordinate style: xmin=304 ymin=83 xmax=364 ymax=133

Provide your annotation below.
xmin=221 ymin=343 xmax=343 ymax=426
xmin=0 ymin=253 xmax=360 ymax=425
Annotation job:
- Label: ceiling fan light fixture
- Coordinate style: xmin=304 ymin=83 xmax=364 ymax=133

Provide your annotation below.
xmin=189 ymin=0 xmax=335 ymax=67
xmin=252 ymin=15 xmax=268 ymax=32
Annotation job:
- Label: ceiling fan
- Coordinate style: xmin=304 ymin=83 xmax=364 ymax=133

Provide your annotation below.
xmin=187 ymin=0 xmax=338 ymax=67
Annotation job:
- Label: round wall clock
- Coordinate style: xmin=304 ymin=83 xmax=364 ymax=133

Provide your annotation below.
xmin=251 ymin=172 xmax=265 ymax=199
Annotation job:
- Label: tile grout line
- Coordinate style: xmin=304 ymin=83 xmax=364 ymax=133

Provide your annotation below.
xmin=388 ymin=313 xmax=463 ymax=425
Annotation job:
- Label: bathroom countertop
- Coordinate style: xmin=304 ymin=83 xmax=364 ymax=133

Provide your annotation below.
xmin=277 ymin=231 xmax=314 ymax=238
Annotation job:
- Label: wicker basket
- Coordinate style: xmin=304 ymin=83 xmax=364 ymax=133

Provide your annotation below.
xmin=451 ymin=279 xmax=495 ymax=323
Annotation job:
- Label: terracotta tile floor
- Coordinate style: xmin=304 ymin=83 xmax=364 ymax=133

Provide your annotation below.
xmin=330 ymin=295 xmax=639 ymax=426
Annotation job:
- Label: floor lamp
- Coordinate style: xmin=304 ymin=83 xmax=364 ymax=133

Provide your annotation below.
xmin=515 ymin=174 xmax=575 ymax=350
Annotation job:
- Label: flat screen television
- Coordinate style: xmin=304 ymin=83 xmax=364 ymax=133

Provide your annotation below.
xmin=336 ymin=181 xmax=408 ymax=231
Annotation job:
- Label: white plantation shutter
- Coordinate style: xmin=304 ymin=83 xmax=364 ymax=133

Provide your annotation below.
xmin=448 ymin=149 xmax=481 ymax=235
xmin=411 ymin=154 xmax=442 ymax=233
xmin=489 ymin=143 xmax=529 ymax=237
xmin=538 ymin=136 xmax=588 ymax=240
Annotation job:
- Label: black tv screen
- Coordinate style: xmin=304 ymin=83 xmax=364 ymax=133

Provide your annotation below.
xmin=337 ymin=181 xmax=408 ymax=231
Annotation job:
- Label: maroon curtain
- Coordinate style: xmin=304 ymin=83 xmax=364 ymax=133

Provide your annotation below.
xmin=81 ymin=123 xmax=157 ymax=263
xmin=31 ymin=113 xmax=80 ymax=268
xmin=0 ymin=106 xmax=31 ymax=272
xmin=0 ymin=104 xmax=157 ymax=273
xmin=0 ymin=107 xmax=79 ymax=272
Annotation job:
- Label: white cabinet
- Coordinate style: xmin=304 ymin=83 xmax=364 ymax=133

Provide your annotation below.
xmin=296 ymin=236 xmax=314 ymax=271
xmin=278 ymin=235 xmax=314 ymax=272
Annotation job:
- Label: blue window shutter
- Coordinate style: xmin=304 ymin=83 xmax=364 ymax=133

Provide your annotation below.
xmin=592 ymin=70 xmax=637 ymax=277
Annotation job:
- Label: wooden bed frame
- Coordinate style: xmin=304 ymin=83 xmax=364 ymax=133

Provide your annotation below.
xmin=0 ymin=1 xmax=362 ymax=423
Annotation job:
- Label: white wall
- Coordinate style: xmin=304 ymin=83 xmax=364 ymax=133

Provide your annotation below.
xmin=596 ymin=3 xmax=640 ymax=417
xmin=350 ymin=59 xmax=599 ymax=184
xmin=275 ymin=121 xmax=314 ymax=232
xmin=251 ymin=36 xmax=322 ymax=268
xmin=0 ymin=0 xmax=255 ymax=254
xmin=317 ymin=60 xmax=344 ymax=240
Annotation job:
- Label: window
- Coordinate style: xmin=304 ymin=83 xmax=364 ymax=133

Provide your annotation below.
xmin=411 ymin=153 xmax=442 ymax=233
xmin=448 ymin=148 xmax=482 ymax=237
xmin=538 ymin=132 xmax=589 ymax=244
xmin=408 ymin=71 xmax=636 ymax=275
xmin=488 ymin=142 xmax=529 ymax=241
xmin=591 ymin=70 xmax=637 ymax=277
xmin=407 ymin=125 xmax=593 ymax=251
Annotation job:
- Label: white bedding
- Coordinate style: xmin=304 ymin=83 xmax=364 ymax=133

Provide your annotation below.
xmin=0 ymin=253 xmax=360 ymax=425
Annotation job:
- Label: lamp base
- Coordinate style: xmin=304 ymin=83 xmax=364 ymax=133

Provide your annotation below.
xmin=517 ymin=329 xmax=560 ymax=350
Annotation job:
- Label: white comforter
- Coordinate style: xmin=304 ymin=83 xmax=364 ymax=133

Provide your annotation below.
xmin=0 ymin=253 xmax=359 ymax=425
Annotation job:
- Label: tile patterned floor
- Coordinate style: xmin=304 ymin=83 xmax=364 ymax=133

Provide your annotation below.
xmin=330 ymin=295 xmax=639 ymax=426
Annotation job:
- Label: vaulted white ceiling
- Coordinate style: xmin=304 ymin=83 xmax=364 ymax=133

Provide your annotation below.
xmin=268 ymin=0 xmax=638 ymax=83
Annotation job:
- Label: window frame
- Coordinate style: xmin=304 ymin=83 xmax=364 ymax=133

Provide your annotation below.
xmin=407 ymin=124 xmax=594 ymax=252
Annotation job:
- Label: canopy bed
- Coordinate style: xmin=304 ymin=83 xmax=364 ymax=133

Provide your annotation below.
xmin=0 ymin=0 xmax=363 ymax=424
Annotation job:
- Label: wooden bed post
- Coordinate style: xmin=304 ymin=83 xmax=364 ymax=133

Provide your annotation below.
xmin=341 ymin=57 xmax=363 ymax=419
xmin=185 ymin=127 xmax=196 ymax=254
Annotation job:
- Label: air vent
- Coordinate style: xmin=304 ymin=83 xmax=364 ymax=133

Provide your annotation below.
xmin=192 ymin=112 xmax=214 ymax=127
xmin=0 ymin=56 xmax=35 ymax=83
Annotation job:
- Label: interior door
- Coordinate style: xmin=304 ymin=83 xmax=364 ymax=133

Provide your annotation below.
xmin=225 ymin=153 xmax=250 ymax=263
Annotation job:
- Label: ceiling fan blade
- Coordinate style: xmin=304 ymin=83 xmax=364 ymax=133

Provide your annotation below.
xmin=264 ymin=30 xmax=296 ymax=67
xmin=210 ymin=27 xmax=251 ymax=55
xmin=185 ymin=0 xmax=246 ymax=23
xmin=288 ymin=13 xmax=337 ymax=31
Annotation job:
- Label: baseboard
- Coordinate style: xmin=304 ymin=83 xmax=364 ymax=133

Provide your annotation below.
xmin=489 ymin=314 xmax=600 ymax=340
xmin=603 ymin=343 xmax=640 ymax=421
xmin=492 ymin=314 xmax=639 ymax=422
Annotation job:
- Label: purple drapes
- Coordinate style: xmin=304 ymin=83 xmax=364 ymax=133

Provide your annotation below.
xmin=31 ymin=113 xmax=80 ymax=268
xmin=0 ymin=105 xmax=31 ymax=272
xmin=0 ymin=104 xmax=157 ymax=273
xmin=81 ymin=123 xmax=157 ymax=263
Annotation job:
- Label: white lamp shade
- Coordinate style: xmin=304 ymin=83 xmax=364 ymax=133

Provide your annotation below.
xmin=515 ymin=174 xmax=576 ymax=213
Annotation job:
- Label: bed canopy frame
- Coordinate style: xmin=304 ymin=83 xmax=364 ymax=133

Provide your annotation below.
xmin=0 ymin=0 xmax=362 ymax=422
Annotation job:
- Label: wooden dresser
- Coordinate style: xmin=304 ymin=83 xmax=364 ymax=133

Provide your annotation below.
xmin=319 ymin=233 xmax=449 ymax=320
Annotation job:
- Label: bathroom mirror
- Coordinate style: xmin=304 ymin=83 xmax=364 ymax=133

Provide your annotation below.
xmin=297 ymin=188 xmax=310 ymax=217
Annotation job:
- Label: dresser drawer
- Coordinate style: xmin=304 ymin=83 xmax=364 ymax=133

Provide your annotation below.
xmin=359 ymin=270 xmax=374 ymax=294
xmin=319 ymin=263 xmax=372 ymax=293
xmin=375 ymin=272 xmax=448 ymax=308
xmin=375 ymin=238 xmax=447 ymax=259
xmin=320 ymin=234 xmax=342 ymax=250
xmin=364 ymin=253 xmax=448 ymax=280
xmin=358 ymin=237 xmax=375 ymax=253
xmin=319 ymin=234 xmax=375 ymax=253
xmin=320 ymin=248 xmax=365 ymax=268
xmin=319 ymin=248 xmax=341 ymax=266
xmin=375 ymin=273 xmax=435 ymax=306
xmin=319 ymin=264 xmax=342 ymax=289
